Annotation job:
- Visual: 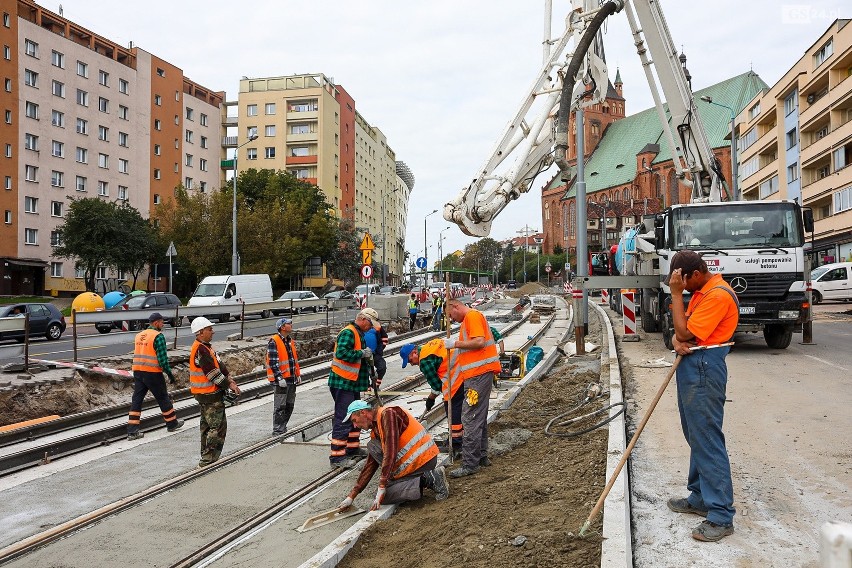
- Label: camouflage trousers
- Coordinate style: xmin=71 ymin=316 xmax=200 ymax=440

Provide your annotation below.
xmin=195 ymin=394 xmax=227 ymax=467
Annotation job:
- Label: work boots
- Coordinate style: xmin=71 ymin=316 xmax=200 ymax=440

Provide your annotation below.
xmin=167 ymin=419 xmax=185 ymax=432
xmin=127 ymin=432 xmax=144 ymax=441
xmin=422 ymin=466 xmax=450 ymax=500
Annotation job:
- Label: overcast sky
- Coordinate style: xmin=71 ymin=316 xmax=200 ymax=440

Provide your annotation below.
xmin=57 ymin=0 xmax=845 ymax=258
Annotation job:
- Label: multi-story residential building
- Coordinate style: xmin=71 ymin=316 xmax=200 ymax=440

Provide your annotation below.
xmin=0 ymin=0 xmax=223 ymax=296
xmin=737 ymin=19 xmax=852 ymax=266
xmin=225 ymin=73 xmax=410 ymax=284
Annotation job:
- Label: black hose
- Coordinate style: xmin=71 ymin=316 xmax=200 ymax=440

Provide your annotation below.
xmin=544 ymin=386 xmax=625 ymax=438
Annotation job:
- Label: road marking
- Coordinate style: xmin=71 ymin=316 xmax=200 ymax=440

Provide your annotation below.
xmin=802 ymin=353 xmax=849 ymax=372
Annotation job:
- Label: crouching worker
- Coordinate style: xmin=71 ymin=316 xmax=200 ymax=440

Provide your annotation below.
xmin=338 ymin=400 xmax=449 ymax=512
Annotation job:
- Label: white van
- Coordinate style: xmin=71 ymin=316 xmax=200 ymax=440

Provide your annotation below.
xmin=188 ymin=274 xmax=273 ymax=322
xmin=809 ymin=262 xmax=852 ymax=304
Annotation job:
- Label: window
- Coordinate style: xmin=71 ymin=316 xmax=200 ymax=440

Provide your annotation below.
xmin=76 ymin=118 xmax=88 ymax=135
xmin=74 ymin=266 xmax=85 ymax=279
xmin=291 ymin=124 xmax=310 ymax=134
xmin=76 ymin=89 xmax=88 ymax=107
xmin=50 ymin=231 xmax=61 ymax=247
xmin=153 ymin=193 xmax=161 ymax=204
xmin=814 ymin=39 xmax=833 ymax=67
xmin=289 ymin=100 xmax=318 ymax=112
xmin=51 ymin=201 xmax=62 ymax=217
xmin=154 ymin=144 xmax=161 ymax=155
xmin=818 ymin=165 xmax=830 ymax=179
xmin=4 ymin=176 xmax=10 ymax=189
xmin=25 ymin=101 xmax=38 ymax=119
xmin=787 ymin=163 xmax=799 ymax=183
xmin=98 ymin=97 xmax=109 ymax=113
xmin=51 ymin=50 xmax=64 ymax=68
xmin=24 ymin=228 xmax=37 ymax=245
xmin=185 ymin=130 xmax=193 ymax=143
xmin=24 ymin=196 xmax=37 ymax=213
xmin=265 ymin=103 xmax=276 ymax=115
xmin=3 ymin=45 xmax=9 ymax=60
xmin=24 ymin=69 xmax=38 ymax=87
xmin=265 ymin=125 xmax=276 ymax=137
xmin=4 ymin=110 xmax=10 ymax=123
xmin=97 ymin=181 xmax=108 ymax=196
xmin=246 ymin=148 xmax=257 ymax=160
xmin=200 ymin=136 xmax=208 ymax=149
xmin=835 ymin=186 xmax=852 ymax=213
xmin=265 ymin=147 xmax=276 ymax=159
xmin=98 ymin=126 xmax=109 ymax=141
xmin=739 ymin=127 xmax=757 ymax=152
xmin=76 ymin=60 xmax=88 ymax=77
xmin=156 ymin=67 xmax=165 ymax=77
xmin=173 ymin=114 xmax=179 ymax=125
xmin=25 ymin=39 xmax=38 ymax=58
xmin=786 ymin=128 xmax=797 ymax=150
xmin=24 ymin=133 xmax=38 ymax=151
xmin=154 ymin=119 xmax=161 ymax=131
xmin=154 ymin=94 xmax=161 ymax=106
xmin=51 ymin=80 xmax=65 ymax=98
xmin=118 ymin=132 xmax=128 ymax=147
xmin=200 ymin=113 xmax=208 ymax=126
xmin=98 ymin=70 xmax=109 ymax=86
xmin=24 ymin=165 xmax=37 ymax=182
xmin=186 ymin=107 xmax=194 ymax=121
xmin=185 ymin=177 xmax=193 ymax=188
xmin=3 ymin=77 xmax=10 ymax=92
xmin=75 ymin=175 xmax=86 ymax=192
xmin=118 ymin=105 xmax=128 ymax=120
xmin=51 ymin=262 xmax=62 ymax=277
xmin=51 ymin=110 xmax=64 ymax=127
xmin=118 ymin=78 xmax=128 ymax=94
xmin=199 ymin=158 xmax=207 ymax=171
xmin=291 ymin=146 xmax=309 ymax=157
xmin=3 ymin=210 xmax=9 ymax=224
xmin=199 ymin=181 xmax=207 ymax=192
xmin=96 ymin=266 xmax=107 ymax=280
xmin=51 ymin=140 xmax=64 ymax=158
xmin=835 ymin=147 xmax=849 ymax=171
xmin=98 ymin=153 xmax=108 ymax=168
xmin=185 ymin=154 xmax=193 ymax=167
xmin=51 ymin=170 xmax=64 ymax=187
xmin=784 ymin=92 xmax=796 ymax=115
xmin=153 ymin=169 xmax=161 ymax=180
xmin=118 ymin=185 xmax=128 ymax=201
xmin=748 ymin=102 xmax=760 ymax=121
xmin=292 ymin=168 xmax=309 ymax=179
xmin=246 ymin=104 xmax=258 ymax=117
xmin=4 ymin=143 xmax=9 ymax=158
xmin=759 ymin=175 xmax=779 ymax=199
xmin=118 ymin=158 xmax=128 ymax=174
xmin=2 ymin=12 xmax=8 ymax=27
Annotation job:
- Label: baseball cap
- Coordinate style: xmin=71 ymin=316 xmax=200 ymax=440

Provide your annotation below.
xmin=343 ymin=400 xmax=371 ymax=422
xmin=400 ymin=343 xmax=416 ymax=368
xmin=148 ymin=312 xmax=164 ymax=323
xmin=358 ymin=308 xmax=380 ymax=326
xmin=276 ymin=317 xmax=292 ymax=329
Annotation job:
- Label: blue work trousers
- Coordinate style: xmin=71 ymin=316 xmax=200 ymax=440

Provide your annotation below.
xmin=676 ymin=346 xmax=736 ymax=526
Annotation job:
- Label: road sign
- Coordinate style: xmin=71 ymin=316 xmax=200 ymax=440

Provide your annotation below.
xmin=545 ymin=261 xmax=552 ymax=273
xmin=415 ymin=257 xmax=427 ymax=269
xmin=360 ymin=264 xmax=373 ymax=279
xmin=359 ymin=233 xmax=376 ymax=251
xmin=166 ymin=241 xmax=177 ymax=257
xmin=362 ymin=249 xmax=372 ymax=265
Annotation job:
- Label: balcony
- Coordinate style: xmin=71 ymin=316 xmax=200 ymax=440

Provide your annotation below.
xmin=287 ymin=132 xmax=318 ymax=143
xmin=222 ymin=115 xmax=238 ymax=128
xmin=799 ymin=91 xmax=832 ymax=127
xmin=286 ymin=155 xmax=318 ymax=165
xmin=801 ymin=171 xmax=838 ymax=201
xmin=222 ymin=135 xmax=237 ymax=148
xmin=287 ymin=110 xmax=318 ymax=121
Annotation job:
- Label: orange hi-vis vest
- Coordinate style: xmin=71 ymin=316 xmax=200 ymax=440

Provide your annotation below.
xmin=189 ymin=340 xmax=220 ymax=395
xmin=448 ymin=310 xmax=501 ymax=385
xmin=132 ymin=329 xmax=163 ymax=373
xmin=419 ymin=338 xmax=458 ymax=400
xmin=372 ymin=406 xmax=439 ymax=480
xmin=266 ymin=334 xmax=301 ymax=383
xmin=330 ymin=324 xmax=362 ymax=381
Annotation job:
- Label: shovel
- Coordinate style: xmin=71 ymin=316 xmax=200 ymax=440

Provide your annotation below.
xmin=296 ymin=506 xmax=366 ymax=532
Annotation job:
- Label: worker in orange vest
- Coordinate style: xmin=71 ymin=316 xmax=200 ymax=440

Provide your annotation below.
xmin=337 ymin=400 xmax=448 ymax=511
xmin=127 ymin=312 xmax=183 ymax=440
xmin=267 ymin=317 xmax=301 ymax=435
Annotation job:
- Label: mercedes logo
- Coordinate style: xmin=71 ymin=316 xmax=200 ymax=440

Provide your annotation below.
xmin=730 ymin=277 xmax=748 ymax=293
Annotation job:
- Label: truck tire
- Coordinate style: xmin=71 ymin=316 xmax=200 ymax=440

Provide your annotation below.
xmin=640 ymin=290 xmax=659 ymax=333
xmin=662 ymin=312 xmax=674 ymax=351
xmin=218 ymin=314 xmax=230 ymax=324
xmin=763 ymin=325 xmax=793 ymax=349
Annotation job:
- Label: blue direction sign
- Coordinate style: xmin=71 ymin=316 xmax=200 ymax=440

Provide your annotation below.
xmin=415 ymin=257 xmax=427 ymax=269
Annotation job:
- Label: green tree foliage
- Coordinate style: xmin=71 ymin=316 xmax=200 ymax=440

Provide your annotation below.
xmin=113 ymin=204 xmax=158 ymax=290
xmin=326 ymin=218 xmax=362 ymax=287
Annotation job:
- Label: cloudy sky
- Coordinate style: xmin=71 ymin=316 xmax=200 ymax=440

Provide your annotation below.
xmin=56 ymin=0 xmax=845 ymax=258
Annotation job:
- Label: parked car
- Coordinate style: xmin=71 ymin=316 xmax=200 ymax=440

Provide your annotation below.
xmin=378 ymin=286 xmax=399 ymax=295
xmin=273 ymin=291 xmax=323 ymax=315
xmin=323 ymin=290 xmax=358 ymax=310
xmin=809 ymin=261 xmax=852 ymax=304
xmin=0 ymin=303 xmax=66 ymax=341
xmin=506 ymin=280 xmax=518 ymax=290
xmin=354 ymin=284 xmax=381 ymax=296
xmin=95 ymin=293 xmax=183 ymax=334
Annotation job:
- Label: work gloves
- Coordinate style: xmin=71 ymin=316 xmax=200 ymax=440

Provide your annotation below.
xmin=361 ymin=347 xmax=373 ymax=359
xmin=371 ymin=486 xmax=386 ymax=511
xmin=338 ymin=495 xmax=354 ymax=512
xmin=425 ymin=396 xmax=436 ymax=412
xmin=443 ymin=338 xmax=457 ymax=349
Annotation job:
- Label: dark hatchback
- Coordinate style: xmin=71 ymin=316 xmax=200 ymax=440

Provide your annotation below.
xmin=0 ymin=303 xmax=66 ymax=341
xmin=95 ymin=293 xmax=183 ymax=333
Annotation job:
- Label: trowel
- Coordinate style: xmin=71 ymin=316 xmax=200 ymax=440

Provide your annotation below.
xmin=296 ymin=507 xmax=366 ymax=532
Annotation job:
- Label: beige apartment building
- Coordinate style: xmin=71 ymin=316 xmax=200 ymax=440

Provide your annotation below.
xmin=737 ymin=19 xmax=852 ymax=265
xmin=0 ymin=0 xmax=223 ymax=296
xmin=226 ymin=73 xmax=411 ymax=284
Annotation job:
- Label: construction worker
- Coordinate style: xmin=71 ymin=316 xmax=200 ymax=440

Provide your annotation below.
xmin=189 ymin=317 xmax=241 ymax=468
xmin=364 ymin=318 xmax=388 ymax=390
xmin=408 ymin=293 xmax=419 ymax=331
xmin=444 ymin=298 xmax=501 ymax=478
xmin=400 ymin=340 xmax=463 ymax=456
xmin=431 ymin=292 xmax=443 ymax=331
xmin=127 ymin=312 xmax=183 ymax=440
xmin=337 ymin=400 xmax=448 ymax=512
xmin=267 ymin=317 xmax=301 ymax=435
xmin=328 ymin=308 xmax=379 ymax=469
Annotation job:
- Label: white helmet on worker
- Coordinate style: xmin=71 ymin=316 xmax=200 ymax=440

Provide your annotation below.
xmin=190 ymin=316 xmax=214 ymax=334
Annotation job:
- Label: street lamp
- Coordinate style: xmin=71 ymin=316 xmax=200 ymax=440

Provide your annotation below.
xmin=424 ymin=209 xmax=438 ymax=288
xmin=439 ymin=226 xmax=451 ymax=281
xmin=232 ymin=133 xmax=258 ymax=275
xmin=700 ymin=96 xmax=738 ymax=200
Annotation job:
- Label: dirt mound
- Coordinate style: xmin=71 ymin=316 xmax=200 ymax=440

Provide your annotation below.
xmin=504 ymin=283 xmax=549 ymax=298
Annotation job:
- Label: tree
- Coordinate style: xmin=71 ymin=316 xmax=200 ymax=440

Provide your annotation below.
xmin=113 ymin=204 xmax=158 ymax=290
xmin=327 ymin=218 xmax=361 ymax=287
xmin=553 ymin=244 xmax=564 ymax=255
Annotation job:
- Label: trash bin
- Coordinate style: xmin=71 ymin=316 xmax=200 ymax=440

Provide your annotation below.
xmin=525 ymin=346 xmax=544 ymax=371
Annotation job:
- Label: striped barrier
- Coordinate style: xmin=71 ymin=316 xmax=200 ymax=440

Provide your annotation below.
xmin=622 ymin=289 xmax=639 ymax=341
xmin=29 ymin=358 xmax=134 ymax=379
xmin=601 ymin=288 xmax=608 ymax=305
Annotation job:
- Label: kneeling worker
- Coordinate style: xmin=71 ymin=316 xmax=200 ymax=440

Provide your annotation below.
xmin=338 ymin=400 xmax=449 ymax=512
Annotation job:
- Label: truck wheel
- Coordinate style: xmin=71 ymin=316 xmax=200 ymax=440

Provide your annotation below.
xmin=261 ymin=310 xmax=271 ymax=319
xmin=640 ymin=291 xmax=659 ymax=333
xmin=763 ymin=325 xmax=792 ymax=349
xmin=218 ymin=314 xmax=230 ymax=324
xmin=662 ymin=312 xmax=674 ymax=351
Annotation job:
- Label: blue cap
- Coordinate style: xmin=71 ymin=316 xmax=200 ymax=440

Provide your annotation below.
xmin=400 ymin=343 xmax=416 ymax=368
xmin=276 ymin=317 xmax=292 ymax=329
xmin=343 ymin=400 xmax=372 ymax=422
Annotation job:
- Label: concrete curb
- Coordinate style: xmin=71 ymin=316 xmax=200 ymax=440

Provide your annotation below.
xmin=590 ymin=301 xmax=632 ymax=568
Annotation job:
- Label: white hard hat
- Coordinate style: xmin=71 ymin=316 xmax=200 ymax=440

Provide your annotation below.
xmin=191 ymin=316 xmax=214 ymax=334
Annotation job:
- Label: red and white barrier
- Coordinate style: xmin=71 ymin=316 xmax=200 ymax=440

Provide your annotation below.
xmin=29 ymin=358 xmax=134 ymax=379
xmin=622 ymin=289 xmax=639 ymax=341
xmin=601 ymin=289 xmax=608 ymax=305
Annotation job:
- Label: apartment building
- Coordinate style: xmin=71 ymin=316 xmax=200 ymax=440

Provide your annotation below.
xmin=225 ymin=73 xmax=411 ymax=284
xmin=0 ymin=0 xmax=223 ymax=295
xmin=737 ymin=19 xmax=852 ymax=265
